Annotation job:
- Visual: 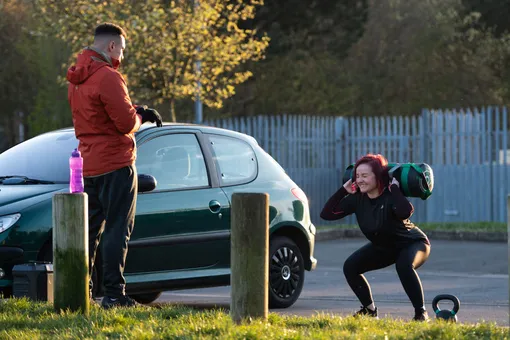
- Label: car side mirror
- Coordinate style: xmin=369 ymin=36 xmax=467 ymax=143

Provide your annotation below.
xmin=138 ymin=174 xmax=157 ymax=193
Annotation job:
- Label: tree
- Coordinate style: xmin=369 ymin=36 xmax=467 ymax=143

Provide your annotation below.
xmin=35 ymin=0 xmax=269 ymax=122
xmin=26 ymin=36 xmax=73 ymax=138
xmin=341 ymin=0 xmax=510 ymax=116
xmin=461 ymin=0 xmax=510 ymax=37
xmin=219 ymin=0 xmax=369 ymax=117
xmin=227 ymin=0 xmax=510 ymax=118
xmin=246 ymin=0 xmax=368 ymax=58
xmin=0 ymin=0 xmax=40 ymax=147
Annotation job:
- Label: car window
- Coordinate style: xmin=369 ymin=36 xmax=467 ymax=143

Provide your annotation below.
xmin=0 ymin=131 xmax=78 ymax=183
xmin=136 ymin=133 xmax=209 ymax=191
xmin=207 ymin=134 xmax=257 ymax=186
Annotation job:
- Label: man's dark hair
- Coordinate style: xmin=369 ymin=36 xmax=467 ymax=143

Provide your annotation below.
xmin=94 ymin=23 xmax=127 ymax=38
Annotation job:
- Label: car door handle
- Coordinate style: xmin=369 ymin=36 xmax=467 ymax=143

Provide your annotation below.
xmin=209 ymin=200 xmax=221 ymax=214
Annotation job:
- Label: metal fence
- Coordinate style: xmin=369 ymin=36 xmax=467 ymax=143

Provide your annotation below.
xmin=201 ymin=107 xmax=510 ymax=225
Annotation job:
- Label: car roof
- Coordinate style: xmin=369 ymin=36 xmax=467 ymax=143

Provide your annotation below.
xmin=48 ymin=122 xmax=258 ymax=145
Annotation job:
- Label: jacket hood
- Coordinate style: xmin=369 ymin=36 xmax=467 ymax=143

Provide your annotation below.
xmin=66 ymin=47 xmax=114 ymax=85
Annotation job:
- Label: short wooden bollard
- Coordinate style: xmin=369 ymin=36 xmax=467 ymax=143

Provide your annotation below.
xmin=230 ymin=192 xmax=269 ymax=324
xmin=52 ymin=193 xmax=89 ymax=315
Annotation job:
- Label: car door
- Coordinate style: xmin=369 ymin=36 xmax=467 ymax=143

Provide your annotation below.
xmin=204 ymin=133 xmax=259 ymax=268
xmin=124 ymin=131 xmax=230 ymax=274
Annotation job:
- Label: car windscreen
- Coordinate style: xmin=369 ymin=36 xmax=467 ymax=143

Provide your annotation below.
xmin=0 ymin=131 xmax=78 ymax=183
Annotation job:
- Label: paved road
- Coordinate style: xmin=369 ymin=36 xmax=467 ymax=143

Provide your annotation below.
xmin=156 ymin=239 xmax=509 ymax=326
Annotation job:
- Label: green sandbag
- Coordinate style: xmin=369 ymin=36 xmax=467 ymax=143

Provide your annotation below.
xmin=342 ymin=162 xmax=434 ymax=200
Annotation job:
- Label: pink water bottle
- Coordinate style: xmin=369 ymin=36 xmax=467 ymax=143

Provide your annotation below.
xmin=69 ymin=148 xmax=84 ymax=193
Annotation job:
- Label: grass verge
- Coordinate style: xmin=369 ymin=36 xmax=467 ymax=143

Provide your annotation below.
xmin=317 ymin=222 xmax=507 ymax=233
xmin=0 ymin=298 xmax=508 ymax=339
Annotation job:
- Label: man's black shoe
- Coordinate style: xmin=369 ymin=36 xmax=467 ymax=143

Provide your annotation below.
xmin=101 ymin=295 xmax=138 ymax=309
xmin=353 ymin=306 xmax=379 ymax=318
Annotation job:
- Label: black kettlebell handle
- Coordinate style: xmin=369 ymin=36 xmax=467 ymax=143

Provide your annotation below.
xmin=432 ymin=294 xmax=460 ymax=315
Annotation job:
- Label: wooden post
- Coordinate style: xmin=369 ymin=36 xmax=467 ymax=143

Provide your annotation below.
xmin=507 ymin=194 xmax=509 ymax=323
xmin=230 ymin=193 xmax=269 ymax=324
xmin=52 ymin=193 xmax=89 ymax=315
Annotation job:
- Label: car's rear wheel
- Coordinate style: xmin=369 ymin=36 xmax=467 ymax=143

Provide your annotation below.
xmin=130 ymin=292 xmax=162 ymax=304
xmin=269 ymin=236 xmax=305 ymax=309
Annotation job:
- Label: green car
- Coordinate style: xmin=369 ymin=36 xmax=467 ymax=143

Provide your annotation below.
xmin=0 ymin=124 xmax=317 ymax=308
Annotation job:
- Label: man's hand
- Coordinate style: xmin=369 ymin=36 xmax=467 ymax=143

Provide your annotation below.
xmin=137 ymin=107 xmax=163 ymax=127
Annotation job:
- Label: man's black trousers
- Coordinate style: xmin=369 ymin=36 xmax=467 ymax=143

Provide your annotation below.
xmin=84 ymin=165 xmax=137 ymax=298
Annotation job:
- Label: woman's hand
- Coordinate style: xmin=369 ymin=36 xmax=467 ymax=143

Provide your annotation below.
xmin=390 ymin=177 xmax=400 ymax=188
xmin=343 ymin=178 xmax=357 ymax=194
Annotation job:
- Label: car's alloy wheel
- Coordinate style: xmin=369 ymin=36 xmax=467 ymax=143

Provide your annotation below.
xmin=269 ymin=236 xmax=305 ymax=309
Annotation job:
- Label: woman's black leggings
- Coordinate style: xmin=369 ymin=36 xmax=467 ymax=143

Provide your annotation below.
xmin=343 ymin=240 xmax=430 ymax=309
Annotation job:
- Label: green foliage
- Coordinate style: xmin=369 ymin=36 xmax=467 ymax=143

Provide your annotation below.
xmin=247 ymin=1 xmax=368 ymax=57
xmin=27 ymin=36 xmax=73 ymax=138
xmin=461 ymin=0 xmax=510 ymax=37
xmin=0 ymin=1 xmax=72 ymax=145
xmin=417 ymin=222 xmax=507 ymax=232
xmin=0 ymin=0 xmax=40 ymax=145
xmin=0 ymin=298 xmax=508 ymax=339
xmin=319 ymin=221 xmax=507 ymax=232
xmin=341 ymin=0 xmax=510 ymax=116
xmin=35 ymin=0 xmax=270 ymax=122
xmin=247 ymin=53 xmax=358 ymax=115
xmin=4 ymin=0 xmax=510 ymax=146
xmin=222 ymin=0 xmax=369 ymax=117
xmin=224 ymin=0 xmax=510 ymax=118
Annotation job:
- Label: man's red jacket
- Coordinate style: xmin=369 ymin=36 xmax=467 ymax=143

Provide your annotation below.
xmin=67 ymin=48 xmax=142 ymax=177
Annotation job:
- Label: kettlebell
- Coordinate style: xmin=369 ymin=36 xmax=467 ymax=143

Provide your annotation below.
xmin=432 ymin=294 xmax=460 ymax=322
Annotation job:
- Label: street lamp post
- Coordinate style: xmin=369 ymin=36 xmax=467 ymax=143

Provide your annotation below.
xmin=195 ymin=59 xmax=203 ymax=125
xmin=194 ymin=0 xmax=203 ymax=125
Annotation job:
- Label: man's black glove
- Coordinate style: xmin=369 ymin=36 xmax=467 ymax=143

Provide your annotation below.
xmin=136 ymin=106 xmax=163 ymax=127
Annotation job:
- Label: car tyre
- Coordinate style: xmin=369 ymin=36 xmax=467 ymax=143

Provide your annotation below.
xmin=130 ymin=292 xmax=162 ymax=304
xmin=269 ymin=236 xmax=305 ymax=309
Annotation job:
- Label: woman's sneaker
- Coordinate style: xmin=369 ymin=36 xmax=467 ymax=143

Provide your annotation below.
xmin=353 ymin=306 xmax=378 ymax=318
xmin=413 ymin=309 xmax=430 ymax=322
xmin=101 ymin=295 xmax=138 ymax=309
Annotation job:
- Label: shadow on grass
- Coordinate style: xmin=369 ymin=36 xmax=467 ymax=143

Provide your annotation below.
xmin=150 ymin=301 xmax=230 ymax=314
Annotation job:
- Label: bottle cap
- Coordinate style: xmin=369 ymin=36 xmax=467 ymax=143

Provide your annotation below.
xmin=71 ymin=148 xmax=81 ymax=157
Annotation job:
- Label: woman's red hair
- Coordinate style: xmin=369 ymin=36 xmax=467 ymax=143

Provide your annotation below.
xmin=354 ymin=154 xmax=389 ymax=194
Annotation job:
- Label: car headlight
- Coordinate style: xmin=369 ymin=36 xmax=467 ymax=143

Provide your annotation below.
xmin=0 ymin=213 xmax=21 ymax=234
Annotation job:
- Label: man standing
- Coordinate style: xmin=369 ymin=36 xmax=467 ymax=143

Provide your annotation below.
xmin=67 ymin=23 xmax=162 ymax=309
